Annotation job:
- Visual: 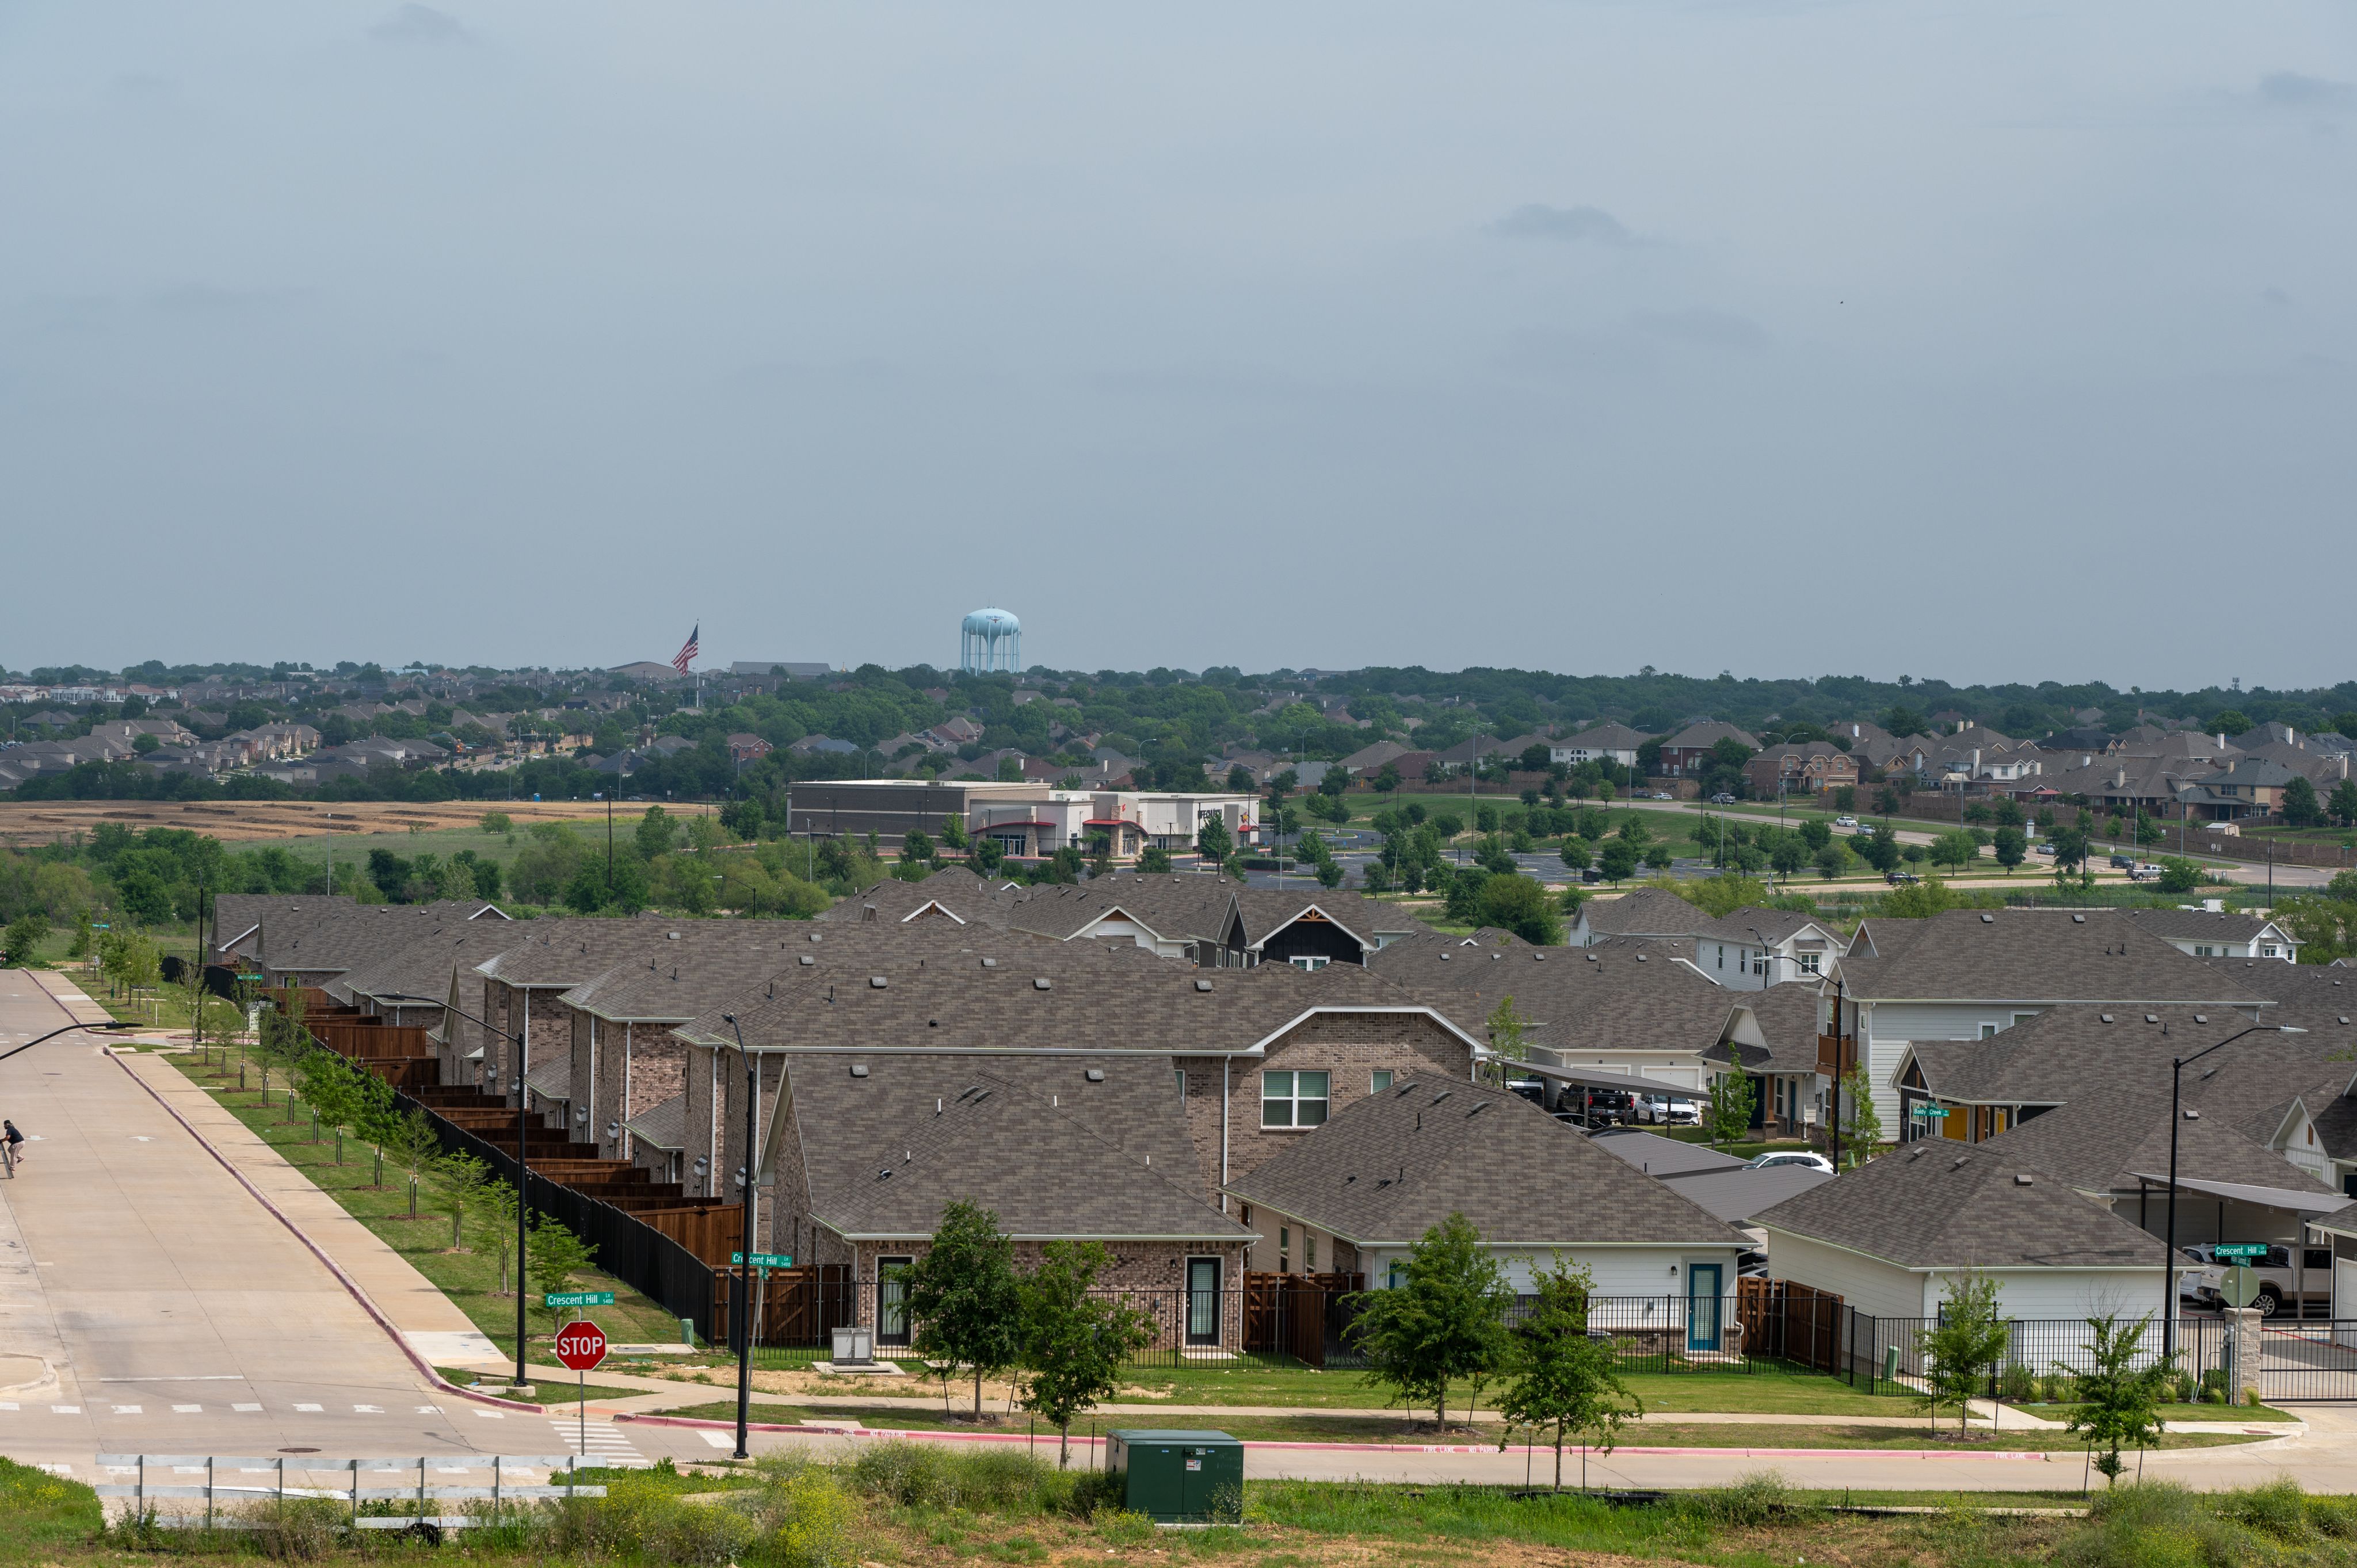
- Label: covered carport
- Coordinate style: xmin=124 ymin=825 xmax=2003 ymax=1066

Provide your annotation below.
xmin=2131 ymin=1171 xmax=2357 ymax=1318
xmin=1510 ymin=1059 xmax=1700 ymax=1124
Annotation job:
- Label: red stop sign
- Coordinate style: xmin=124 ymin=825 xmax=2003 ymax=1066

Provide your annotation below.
xmin=554 ymin=1319 xmax=608 ymax=1372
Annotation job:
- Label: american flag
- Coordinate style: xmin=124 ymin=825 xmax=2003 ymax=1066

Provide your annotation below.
xmin=671 ymin=624 xmax=699 ymax=676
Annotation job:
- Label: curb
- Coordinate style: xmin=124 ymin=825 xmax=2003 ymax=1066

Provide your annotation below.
xmin=612 ymin=1414 xmax=2062 ymax=1461
xmin=103 ymin=1046 xmax=544 ymax=1418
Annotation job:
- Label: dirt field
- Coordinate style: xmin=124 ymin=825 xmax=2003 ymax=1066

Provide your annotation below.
xmin=0 ymin=797 xmax=617 ymax=848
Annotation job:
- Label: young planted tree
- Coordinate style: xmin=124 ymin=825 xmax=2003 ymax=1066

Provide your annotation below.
xmin=1912 ymin=1271 xmax=2009 ymax=1433
xmin=527 ymin=1212 xmax=599 ymax=1332
xmin=384 ymin=1109 xmax=443 ymax=1216
xmin=902 ymin=1200 xmax=1026 ymax=1421
xmin=1195 ymin=817 xmax=1233 ymax=863
xmin=1483 ymin=996 xmax=1531 ymax=1089
xmin=1349 ymin=1212 xmax=1512 ymax=1430
xmin=1018 ymin=1241 xmax=1158 ymax=1467
xmin=473 ymin=1177 xmax=524 ymax=1295
xmin=1837 ymin=1065 xmax=1882 ymax=1166
xmin=2057 ymin=1312 xmax=2171 ymax=1489
xmin=1496 ymin=1258 xmax=1642 ymax=1490
xmin=435 ymin=1150 xmax=494 ymax=1253
xmin=1706 ymin=1065 xmax=1756 ymax=1150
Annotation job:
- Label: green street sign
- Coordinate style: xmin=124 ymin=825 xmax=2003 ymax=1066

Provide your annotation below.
xmin=2213 ymin=1243 xmax=2270 ymax=1261
xmin=543 ymin=1290 xmax=615 ymax=1308
xmin=1910 ymin=1104 xmax=1953 ymax=1118
xmin=731 ymin=1252 xmax=794 ymax=1269
xmin=2219 ymin=1266 xmax=2261 ymax=1308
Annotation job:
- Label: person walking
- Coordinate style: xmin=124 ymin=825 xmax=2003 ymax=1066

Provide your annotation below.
xmin=1 ymin=1119 xmax=23 ymax=1177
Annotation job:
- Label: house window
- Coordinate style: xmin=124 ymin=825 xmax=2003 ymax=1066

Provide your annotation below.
xmin=1798 ymin=952 xmax=1820 ymax=974
xmin=1279 ymin=1226 xmax=1290 ymax=1272
xmin=1262 ymin=1070 xmax=1330 ymax=1128
xmin=1305 ymin=1233 xmax=1318 ymax=1270
xmin=1715 ymin=945 xmax=1725 ymax=970
xmin=2195 ymin=945 xmax=2214 ymax=957
xmin=1386 ymin=1260 xmax=1406 ymax=1289
xmin=1371 ymin=1069 xmax=1394 ymax=1094
xmin=2263 ymin=945 xmax=2279 ymax=959
xmin=1980 ymin=1024 xmax=1999 ymax=1040
xmin=877 ymin=1256 xmax=915 ymax=1346
xmin=1174 ymin=1069 xmax=1187 ymax=1102
xmin=1290 ymin=955 xmax=1329 ymax=971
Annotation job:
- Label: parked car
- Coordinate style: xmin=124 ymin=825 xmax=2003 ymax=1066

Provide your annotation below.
xmin=1833 ymin=815 xmax=1859 ymax=828
xmin=2110 ymin=853 xmax=2137 ymax=869
xmin=1651 ymin=791 xmax=1673 ymax=801
xmin=1636 ymin=1094 xmax=1699 ymax=1126
xmin=1748 ymin=1150 xmax=1835 ymax=1174
xmin=2176 ymin=1247 xmax=2225 ymax=1308
xmin=2128 ymin=863 xmax=2166 ymax=882
xmin=1885 ymin=870 xmax=1920 ymax=885
xmin=1709 ymin=792 xmax=1738 ymax=804
xmin=2180 ymin=1242 xmax=2333 ymax=1318
xmin=1558 ymin=1089 xmax=1636 ymax=1127
xmin=2033 ymin=841 xmax=2057 ymax=857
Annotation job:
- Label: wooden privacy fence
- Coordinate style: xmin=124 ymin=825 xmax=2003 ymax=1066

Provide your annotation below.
xmin=713 ymin=1264 xmax=854 ymax=1350
xmin=1737 ymin=1277 xmax=1844 ymax=1372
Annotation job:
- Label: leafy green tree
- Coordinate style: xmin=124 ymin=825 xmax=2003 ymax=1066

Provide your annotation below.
xmin=2331 ymin=779 xmax=2357 ymax=829
xmin=902 ymin=1200 xmax=1026 ymax=1421
xmin=1 ymin=911 xmax=45 ymax=967
xmin=1483 ymin=996 xmax=1531 ymax=1088
xmin=479 ymin=810 xmax=513 ymax=835
xmin=1706 ymin=1066 xmax=1755 ymax=1149
xmin=2208 ymin=709 xmax=2251 ymax=735
xmin=434 ymin=1150 xmax=493 ymax=1252
xmin=939 ymin=812 xmax=968 ymax=851
xmin=2051 ymin=825 xmax=2090 ymax=882
xmin=1912 ymin=1271 xmax=2009 ymax=1432
xmin=473 ymin=1177 xmax=522 ymax=1296
xmin=1138 ymin=845 xmax=1173 ymax=873
xmin=1018 ymin=1241 xmax=1158 ymax=1467
xmin=1351 ymin=1213 xmax=1512 ymax=1429
xmin=1929 ymin=831 xmax=1977 ymax=873
xmin=1838 ymin=1064 xmax=1881 ymax=1166
xmin=527 ymin=1212 xmax=598 ymax=1331
xmin=1496 ymin=1258 xmax=1641 ymax=1491
xmin=1857 ymin=825 xmax=1903 ymax=874
xmin=1195 ymin=816 xmax=1232 ymax=862
xmin=1769 ymin=834 xmax=1810 ymax=878
xmin=1992 ymin=826 xmax=2027 ymax=873
xmin=1596 ymin=840 xmax=1639 ymax=884
xmin=383 ymin=1108 xmax=441 ymax=1216
xmin=2158 ymin=856 xmax=2202 ymax=894
xmin=1559 ymin=839 xmax=1592 ymax=875
xmin=1814 ymin=843 xmax=1847 ymax=881
xmin=2057 ymin=1313 xmax=2171 ymax=1487
xmin=2283 ymin=775 xmax=2323 ymax=828
xmin=634 ymin=806 xmax=676 ymax=860
xmin=1479 ymin=874 xmax=1562 ymax=945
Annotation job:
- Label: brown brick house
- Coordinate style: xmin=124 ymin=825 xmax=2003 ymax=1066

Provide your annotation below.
xmin=1744 ymin=743 xmax=1860 ymax=798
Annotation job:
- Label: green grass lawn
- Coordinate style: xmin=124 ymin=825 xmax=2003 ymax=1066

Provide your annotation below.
xmin=1110 ymin=1361 xmax=1919 ymax=1417
xmin=433 ymin=1367 xmax=649 ymax=1405
xmin=165 ymin=1043 xmax=692 ymax=1357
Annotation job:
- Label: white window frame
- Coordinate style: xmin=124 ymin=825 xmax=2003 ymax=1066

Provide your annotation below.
xmin=1371 ymin=1069 xmax=1394 ymax=1094
xmin=1289 ymin=955 xmax=1329 ymax=972
xmin=1261 ymin=1069 xmax=1330 ymax=1128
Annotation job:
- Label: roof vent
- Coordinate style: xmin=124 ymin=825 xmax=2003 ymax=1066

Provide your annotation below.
xmin=982 ymin=957 xmax=997 ymax=968
xmin=1034 ymin=977 xmax=1052 ymax=990
xmin=1908 ymin=1147 xmax=1928 ymax=1161
xmin=1637 ymin=953 xmax=1647 ymax=961
xmin=2194 ymin=1014 xmax=2208 ymax=1024
xmin=1980 ymin=913 xmax=1995 ymax=924
xmin=1467 ymin=1101 xmax=1490 ymax=1117
xmin=2014 ymin=1173 xmax=2034 ymax=1185
xmin=2145 ymin=1013 xmax=2158 ymax=1024
xmin=869 ymin=975 xmax=888 ymax=989
xmin=1085 ymin=1068 xmax=1104 ymax=1082
xmin=1952 ymin=1155 xmax=1969 ymax=1169
xmin=799 ymin=955 xmax=815 ymax=966
xmin=877 ymin=1166 xmax=891 ymax=1179
xmin=2183 ymin=1107 xmax=2200 ymax=1120
xmin=928 ymin=1018 xmax=937 ymax=1028
xmin=1533 ymin=952 xmax=1545 ymax=961
xmin=849 ymin=1064 xmax=868 ymax=1078
xmin=667 ymin=931 xmax=680 ymax=940
xmin=1439 ymin=953 xmax=1450 ymax=962
xmin=2100 ymin=1013 xmax=2114 ymax=1023
xmin=2341 ymin=1017 xmax=2351 ymax=1026
xmin=1195 ymin=979 xmax=1213 ymax=991
xmin=1586 ymin=953 xmax=1598 ymax=962
xmin=809 ymin=933 xmax=822 ymax=942
xmin=2072 ymin=914 xmax=2085 ymax=924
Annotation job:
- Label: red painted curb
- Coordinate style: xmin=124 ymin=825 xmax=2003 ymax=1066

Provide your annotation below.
xmin=102 ymin=1041 xmax=542 ymax=1417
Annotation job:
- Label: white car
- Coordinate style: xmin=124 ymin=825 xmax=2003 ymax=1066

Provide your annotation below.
xmin=1652 ymin=791 xmax=1673 ymax=801
xmin=1748 ymin=1151 xmax=1835 ymax=1174
xmin=1833 ymin=815 xmax=1858 ymax=829
xmin=1635 ymin=1094 xmax=1699 ymax=1126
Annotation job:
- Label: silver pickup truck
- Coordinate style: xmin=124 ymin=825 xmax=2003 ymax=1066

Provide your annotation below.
xmin=2183 ymin=1242 xmax=2333 ymax=1317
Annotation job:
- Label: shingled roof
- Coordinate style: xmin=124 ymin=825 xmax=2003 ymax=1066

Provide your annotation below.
xmin=786 ymin=1054 xmax=1249 ymax=1243
xmin=558 ymin=920 xmax=1040 ymax=1024
xmin=1225 ymin=1079 xmax=1747 ymax=1249
xmin=1981 ymin=1078 xmax=2341 ymax=1197
xmin=258 ymin=900 xmax=502 ymax=979
xmin=1374 ymin=935 xmax=1732 ymax=1058
xmin=1580 ymin=888 xmax=1710 ymax=940
xmin=1836 ymin=909 xmax=2270 ymax=1006
xmin=682 ymin=936 xmax=1452 ymax=1058
xmin=2123 ymin=909 xmax=2284 ymax=945
xmin=331 ymin=915 xmax=591 ymax=1008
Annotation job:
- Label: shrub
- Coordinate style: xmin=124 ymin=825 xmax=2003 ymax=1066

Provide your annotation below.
xmin=844 ymin=1440 xmax=1077 ymax=1516
xmin=236 ymin=1495 xmax=347 ymax=1561
xmin=1999 ymin=1361 xmax=2036 ymax=1402
xmin=1681 ymin=1470 xmax=1800 ymax=1528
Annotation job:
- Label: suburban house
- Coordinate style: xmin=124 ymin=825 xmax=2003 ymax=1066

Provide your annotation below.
xmin=1689 ymin=906 xmax=1850 ymax=991
xmin=761 ymin=1052 xmax=1254 ymax=1346
xmin=248 ymin=899 xmax=506 ymax=990
xmin=1825 ymin=909 xmax=2272 ymax=1130
xmin=2125 ymin=908 xmax=2301 ymax=963
xmin=1743 ymin=744 xmax=1862 ymax=798
xmin=1704 ymin=983 xmax=1837 ymax=1137
xmin=2179 ymin=757 xmax=2305 ymax=821
xmin=1753 ymin=1140 xmax=2192 ymax=1321
xmin=1656 ymin=722 xmax=1761 ymax=778
xmin=1551 ymin=723 xmax=1647 ymax=770
xmin=1225 ymin=1081 xmax=1750 ymax=1325
xmin=1374 ymin=928 xmax=1741 ymax=1103
xmin=1567 ymin=887 xmax=1715 ymax=947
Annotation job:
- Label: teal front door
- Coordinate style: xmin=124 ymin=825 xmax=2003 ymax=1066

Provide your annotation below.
xmin=1687 ymin=1264 xmax=1723 ymax=1352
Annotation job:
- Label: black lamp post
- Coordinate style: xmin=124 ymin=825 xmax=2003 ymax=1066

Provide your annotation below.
xmin=723 ymin=1013 xmax=758 ymax=1460
xmin=2163 ymin=1023 xmax=2307 ymax=1361
xmin=387 ymin=992 xmax=531 ymax=1389
xmin=0 ymin=1020 xmax=128 ymax=1069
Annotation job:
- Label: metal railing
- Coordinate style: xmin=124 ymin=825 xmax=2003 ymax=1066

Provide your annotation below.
xmin=94 ymin=1455 xmax=603 ymax=1531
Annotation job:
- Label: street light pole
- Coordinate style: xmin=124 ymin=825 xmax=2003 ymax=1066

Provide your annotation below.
xmin=2163 ymin=1024 xmax=2307 ymax=1362
xmin=386 ymin=992 xmax=531 ymax=1387
xmin=724 ymin=1014 xmax=758 ymax=1460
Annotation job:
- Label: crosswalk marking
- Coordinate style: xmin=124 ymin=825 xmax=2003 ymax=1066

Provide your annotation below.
xmin=232 ymin=1403 xmax=261 ymax=1412
xmin=550 ymin=1418 xmax=647 ymax=1467
xmin=173 ymin=1405 xmax=202 ymax=1413
xmin=293 ymin=1403 xmax=322 ymax=1411
xmin=415 ymin=1406 xmax=440 ymax=1414
xmin=53 ymin=1406 xmax=78 ymax=1414
xmin=112 ymin=1405 xmax=142 ymax=1414
xmin=698 ymin=1430 xmax=735 ymax=1448
xmin=353 ymin=1405 xmax=382 ymax=1413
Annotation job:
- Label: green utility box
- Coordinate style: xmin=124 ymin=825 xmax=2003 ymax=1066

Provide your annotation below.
xmin=1104 ymin=1429 xmax=1244 ymax=1523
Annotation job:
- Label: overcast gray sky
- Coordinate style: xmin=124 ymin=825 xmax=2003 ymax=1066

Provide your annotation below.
xmin=4 ymin=2 xmax=2351 ymax=688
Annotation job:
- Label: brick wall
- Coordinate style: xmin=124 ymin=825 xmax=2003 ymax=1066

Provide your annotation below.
xmin=827 ymin=1238 xmax=1249 ymax=1352
xmin=1216 ymin=1012 xmax=1475 ymax=1188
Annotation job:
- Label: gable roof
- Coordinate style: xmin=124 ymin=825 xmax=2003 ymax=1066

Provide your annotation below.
xmin=331 ymin=915 xmax=591 ymax=1008
xmin=1226 ymin=1079 xmax=1747 ymax=1249
xmin=1580 ymin=887 xmax=1710 ymax=939
xmin=1753 ymin=1140 xmax=2173 ymax=1270
xmin=1981 ymin=1079 xmax=2341 ymax=1197
xmin=1691 ymin=906 xmax=1837 ymax=947
xmin=786 ymin=1054 xmax=1248 ymax=1242
xmin=212 ymin=894 xmax=355 ymax=956
xmin=2122 ymin=909 xmax=2285 ymax=945
xmin=1835 ymin=910 xmax=2270 ymax=1006
xmin=1663 ymin=721 xmax=1761 ymax=751
xmin=1375 ymin=934 xmax=1733 ymax=1058
xmin=559 ymin=920 xmax=1037 ymax=1023
xmin=258 ymin=900 xmax=502 ymax=978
